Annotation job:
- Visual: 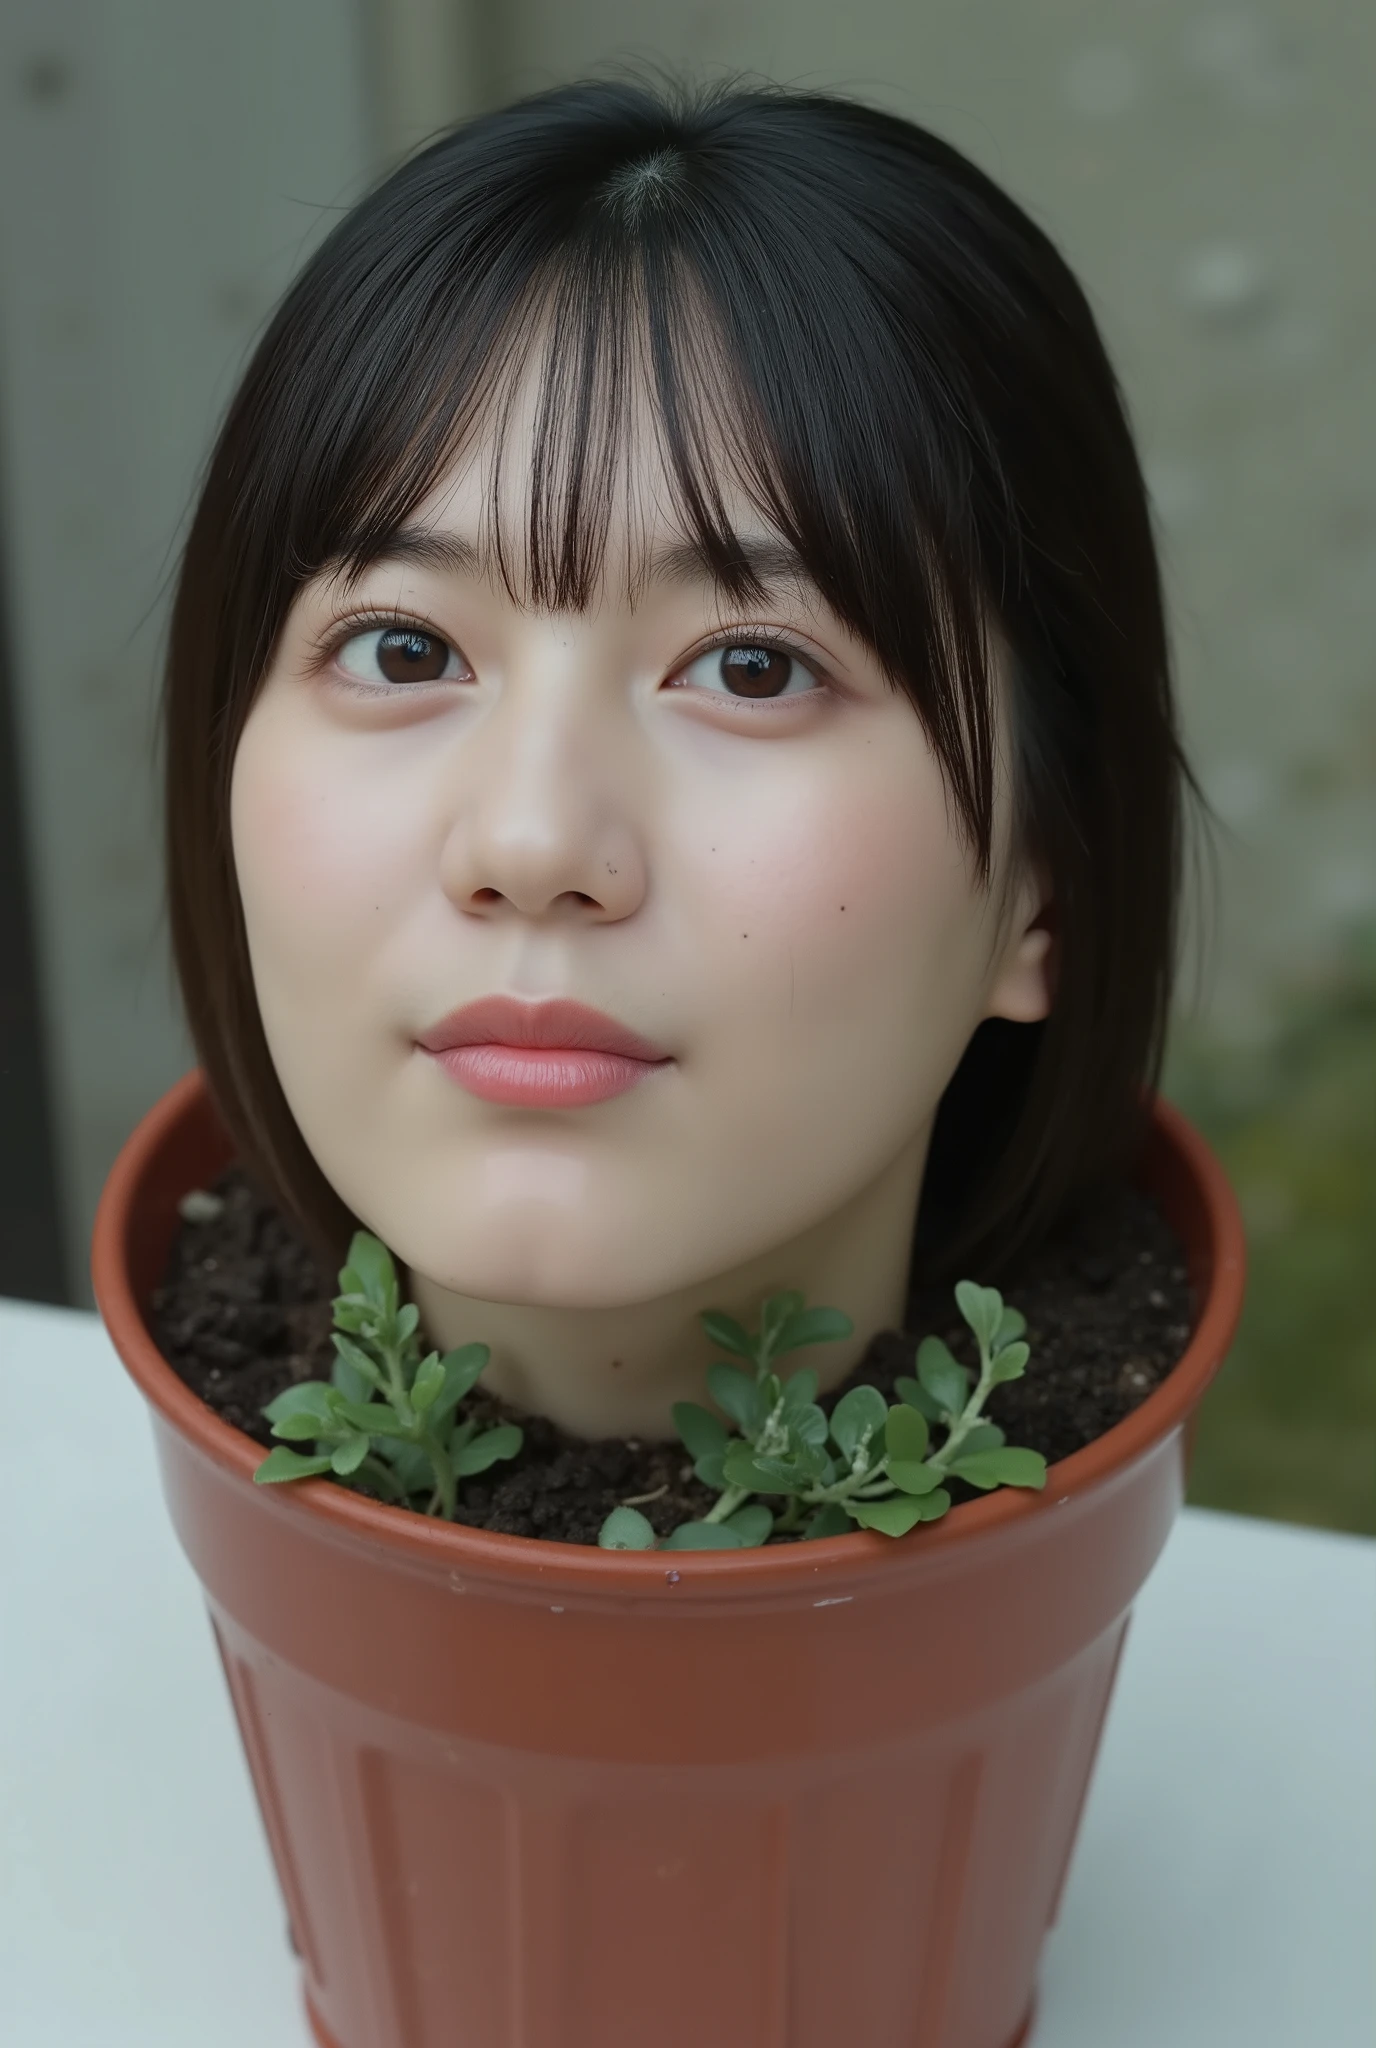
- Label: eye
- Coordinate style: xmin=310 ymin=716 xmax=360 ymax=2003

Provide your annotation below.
xmin=673 ymin=639 xmax=823 ymax=704
xmin=335 ymin=624 xmax=470 ymax=689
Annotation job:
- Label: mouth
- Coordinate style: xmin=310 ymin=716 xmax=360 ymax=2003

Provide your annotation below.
xmin=417 ymin=995 xmax=674 ymax=1108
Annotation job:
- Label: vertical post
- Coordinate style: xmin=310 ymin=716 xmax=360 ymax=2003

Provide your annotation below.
xmin=0 ymin=545 xmax=67 ymax=1301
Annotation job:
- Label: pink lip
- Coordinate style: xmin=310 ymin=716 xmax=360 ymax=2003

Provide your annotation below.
xmin=417 ymin=996 xmax=673 ymax=1108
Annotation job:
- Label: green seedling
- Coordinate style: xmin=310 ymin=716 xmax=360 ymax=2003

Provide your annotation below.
xmin=598 ymin=1279 xmax=1046 ymax=1550
xmin=253 ymin=1230 xmax=521 ymax=1519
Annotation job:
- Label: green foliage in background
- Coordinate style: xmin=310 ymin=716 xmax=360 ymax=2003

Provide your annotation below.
xmin=1164 ymin=922 xmax=1376 ymax=1536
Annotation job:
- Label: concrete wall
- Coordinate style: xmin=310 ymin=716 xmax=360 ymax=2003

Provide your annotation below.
xmin=0 ymin=1 xmax=377 ymax=1302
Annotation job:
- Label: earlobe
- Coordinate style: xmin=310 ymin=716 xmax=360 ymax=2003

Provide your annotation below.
xmin=985 ymin=884 xmax=1057 ymax=1024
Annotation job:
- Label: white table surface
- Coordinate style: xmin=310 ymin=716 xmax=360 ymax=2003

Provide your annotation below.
xmin=2 ymin=1296 xmax=1372 ymax=2048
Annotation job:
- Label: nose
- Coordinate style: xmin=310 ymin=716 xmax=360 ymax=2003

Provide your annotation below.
xmin=436 ymin=646 xmax=648 ymax=926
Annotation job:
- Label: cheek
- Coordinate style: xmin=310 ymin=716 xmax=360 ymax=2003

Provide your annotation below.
xmin=692 ymin=735 xmax=975 ymax=1015
xmin=229 ymin=704 xmax=420 ymax=978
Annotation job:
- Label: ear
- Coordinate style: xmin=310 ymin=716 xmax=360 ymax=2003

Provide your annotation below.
xmin=984 ymin=865 xmax=1056 ymax=1025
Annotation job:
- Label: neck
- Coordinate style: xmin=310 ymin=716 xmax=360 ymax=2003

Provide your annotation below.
xmin=405 ymin=1132 xmax=930 ymax=1439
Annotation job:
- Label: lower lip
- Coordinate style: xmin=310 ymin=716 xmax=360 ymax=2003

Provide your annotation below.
xmin=427 ymin=1044 xmax=670 ymax=1107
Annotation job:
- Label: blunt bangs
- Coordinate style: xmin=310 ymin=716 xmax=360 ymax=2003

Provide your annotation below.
xmin=164 ymin=76 xmax=1206 ymax=1290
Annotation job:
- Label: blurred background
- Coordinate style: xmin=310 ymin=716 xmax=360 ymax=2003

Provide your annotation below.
xmin=0 ymin=0 xmax=1371 ymax=1534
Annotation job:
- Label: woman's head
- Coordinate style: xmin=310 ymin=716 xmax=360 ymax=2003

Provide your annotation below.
xmin=166 ymin=77 xmax=1200 ymax=1314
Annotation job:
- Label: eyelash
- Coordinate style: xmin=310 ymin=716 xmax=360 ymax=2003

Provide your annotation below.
xmin=667 ymin=627 xmax=828 ymax=711
xmin=309 ymin=609 xmax=462 ymax=697
xmin=311 ymin=611 xmax=830 ymax=710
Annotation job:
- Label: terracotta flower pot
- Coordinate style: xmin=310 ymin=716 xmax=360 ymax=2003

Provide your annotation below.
xmin=93 ymin=1067 xmax=1244 ymax=2048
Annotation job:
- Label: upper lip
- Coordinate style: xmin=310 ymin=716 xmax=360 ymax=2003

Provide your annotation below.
xmin=417 ymin=995 xmax=671 ymax=1063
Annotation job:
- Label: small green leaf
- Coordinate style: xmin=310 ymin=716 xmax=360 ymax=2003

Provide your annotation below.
xmin=914 ymin=1487 xmax=952 ymax=1522
xmin=410 ymin=1353 xmax=445 ymax=1411
xmin=884 ymin=1403 xmax=929 ymax=1463
xmin=720 ymin=1441 xmax=761 ymax=1490
xmin=790 ymin=1404 xmax=829 ymax=1448
xmin=916 ymin=1336 xmax=971 ymax=1418
xmin=344 ymin=1232 xmax=395 ymax=1307
xmin=699 ymin=1310 xmax=755 ymax=1360
xmin=723 ymin=1504 xmax=774 ymax=1546
xmin=254 ymin=1447 xmax=333 ymax=1484
xmin=693 ymin=1448 xmax=727 ymax=1490
xmin=331 ymin=1434 xmax=370 ymax=1476
xmin=707 ymin=1362 xmax=764 ymax=1434
xmin=994 ymin=1306 xmax=1027 ymax=1348
xmin=887 ymin=1458 xmax=946 ymax=1496
xmin=778 ymin=1368 xmax=823 ymax=1417
xmin=429 ymin=1344 xmax=490 ymax=1426
xmin=804 ymin=1503 xmax=854 ymax=1539
xmin=660 ymin=1521 xmax=745 ymax=1550
xmin=337 ymin=1400 xmax=410 ymax=1437
xmin=270 ymin=1412 xmax=337 ymax=1443
xmin=453 ymin=1424 xmax=523 ymax=1476
xmin=830 ymin=1384 xmax=887 ymax=1461
xmin=957 ymin=1422 xmax=1006 ymax=1456
xmin=895 ymin=1374 xmax=944 ymax=1422
xmin=954 ymin=1280 xmax=1004 ymax=1352
xmin=330 ymin=1356 xmax=369 ymax=1402
xmin=780 ymin=1366 xmax=820 ymax=1410
xmin=989 ymin=1342 xmax=1031 ymax=1385
xmin=395 ymin=1301 xmax=421 ymax=1344
xmin=772 ymin=1305 xmax=854 ymax=1355
xmin=331 ymin=1333 xmax=382 ymax=1387
xmin=673 ymin=1401 xmax=729 ymax=1461
xmin=599 ymin=1507 xmax=657 ymax=1550
xmin=760 ymin=1290 xmax=806 ymax=1345
xmin=949 ymin=1448 xmax=1048 ymax=1491
xmin=794 ymin=1440 xmax=833 ymax=1480
xmin=848 ymin=1495 xmax=926 ymax=1536
xmin=722 ymin=1441 xmax=807 ymax=1494
xmin=264 ymin=1381 xmax=338 ymax=1428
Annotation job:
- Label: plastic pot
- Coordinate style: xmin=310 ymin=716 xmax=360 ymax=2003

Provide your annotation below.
xmin=93 ymin=1068 xmax=1244 ymax=2048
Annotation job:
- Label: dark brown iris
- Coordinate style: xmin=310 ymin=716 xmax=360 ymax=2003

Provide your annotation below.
xmin=719 ymin=644 xmax=793 ymax=698
xmin=375 ymin=628 xmax=451 ymax=684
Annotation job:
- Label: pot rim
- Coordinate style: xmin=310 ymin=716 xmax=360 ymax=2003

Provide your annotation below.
xmin=93 ymin=1067 xmax=1245 ymax=1592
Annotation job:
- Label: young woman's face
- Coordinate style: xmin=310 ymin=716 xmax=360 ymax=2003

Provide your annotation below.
xmin=230 ymin=403 xmax=1052 ymax=1312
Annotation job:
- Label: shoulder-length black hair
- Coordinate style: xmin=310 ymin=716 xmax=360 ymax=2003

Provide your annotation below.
xmin=163 ymin=76 xmax=1208 ymax=1288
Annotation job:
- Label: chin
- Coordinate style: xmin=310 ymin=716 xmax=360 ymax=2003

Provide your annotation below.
xmin=416 ymin=1226 xmax=687 ymax=1312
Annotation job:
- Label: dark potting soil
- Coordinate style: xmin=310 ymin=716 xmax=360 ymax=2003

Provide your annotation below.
xmin=150 ymin=1165 xmax=1195 ymax=1547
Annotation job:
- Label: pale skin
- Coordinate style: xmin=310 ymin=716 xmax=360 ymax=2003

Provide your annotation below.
xmin=230 ymin=400 xmax=1054 ymax=1439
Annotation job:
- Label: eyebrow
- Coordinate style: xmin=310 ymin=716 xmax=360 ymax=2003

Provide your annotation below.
xmin=642 ymin=533 xmax=813 ymax=592
xmin=328 ymin=526 xmax=815 ymax=600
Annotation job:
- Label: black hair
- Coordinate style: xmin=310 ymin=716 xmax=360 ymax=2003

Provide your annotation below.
xmin=164 ymin=76 xmax=1207 ymax=1285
